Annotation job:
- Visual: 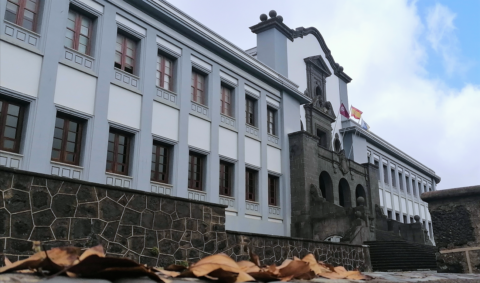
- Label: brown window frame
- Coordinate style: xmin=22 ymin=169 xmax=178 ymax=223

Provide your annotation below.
xmin=5 ymin=0 xmax=40 ymax=32
xmin=220 ymin=85 xmax=232 ymax=117
xmin=51 ymin=114 xmax=83 ymax=165
xmin=0 ymin=98 xmax=25 ymax=153
xmin=151 ymin=142 xmax=170 ymax=183
xmin=267 ymin=107 xmax=276 ymax=135
xmin=156 ymin=54 xmax=174 ymax=91
xmin=245 ymin=168 xmax=256 ymax=201
xmin=106 ymin=129 xmax=131 ymax=176
xmin=115 ymin=32 xmax=136 ymax=74
xmin=268 ymin=175 xmax=279 ymax=206
xmin=191 ymin=71 xmax=206 ymax=105
xmin=245 ymin=97 xmax=255 ymax=126
xmin=219 ymin=161 xmax=232 ymax=196
xmin=188 ymin=152 xmax=204 ymax=191
xmin=65 ymin=8 xmax=93 ymax=55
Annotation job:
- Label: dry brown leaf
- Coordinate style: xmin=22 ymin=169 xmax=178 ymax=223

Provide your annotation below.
xmin=318 ymin=272 xmax=347 ymax=279
xmin=3 ymin=257 xmax=12 ymax=267
xmin=189 ymin=254 xmax=254 ymax=283
xmin=247 ymin=271 xmax=279 ymax=282
xmin=165 ymin=264 xmax=188 ymax=272
xmin=237 ymin=261 xmax=260 ymax=273
xmin=278 ymin=259 xmax=311 ymax=279
xmin=276 ymin=259 xmax=292 ymax=270
xmin=156 ymin=269 xmax=181 ymax=277
xmin=344 ymin=270 xmax=372 ymax=280
xmin=249 ymin=252 xmax=261 ymax=267
xmin=301 ymin=254 xmax=331 ymax=275
xmin=79 ymin=245 xmax=105 ymax=261
xmin=208 ymin=268 xmax=239 ymax=283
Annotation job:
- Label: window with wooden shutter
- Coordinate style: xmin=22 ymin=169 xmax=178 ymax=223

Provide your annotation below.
xmin=156 ymin=55 xmax=174 ymax=91
xmin=115 ymin=33 xmax=136 ymax=74
xmin=219 ymin=161 xmax=232 ymax=196
xmin=65 ymin=9 xmax=93 ymax=55
xmin=267 ymin=107 xmax=276 ymax=135
xmin=245 ymin=97 xmax=255 ymax=126
xmin=51 ymin=114 xmax=83 ymax=165
xmin=188 ymin=152 xmax=203 ymax=190
xmin=106 ymin=129 xmax=131 ymax=175
xmin=151 ymin=142 xmax=170 ymax=183
xmin=245 ymin=168 xmax=256 ymax=201
xmin=191 ymin=71 xmax=205 ymax=105
xmin=268 ymin=175 xmax=279 ymax=206
xmin=0 ymin=99 xmax=24 ymax=153
xmin=5 ymin=0 xmax=39 ymax=32
xmin=220 ymin=86 xmax=232 ymax=116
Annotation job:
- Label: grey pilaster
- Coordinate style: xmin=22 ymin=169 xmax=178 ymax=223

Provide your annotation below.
xmin=259 ymin=90 xmax=269 ymax=224
xmin=236 ymin=78 xmax=247 ymax=218
xmin=208 ymin=65 xmax=221 ymax=203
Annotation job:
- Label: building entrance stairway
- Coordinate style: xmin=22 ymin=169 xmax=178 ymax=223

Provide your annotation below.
xmin=364 ymin=240 xmax=437 ymax=271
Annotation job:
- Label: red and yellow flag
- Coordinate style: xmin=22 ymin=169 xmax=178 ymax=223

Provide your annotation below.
xmin=350 ymin=106 xmax=363 ymax=119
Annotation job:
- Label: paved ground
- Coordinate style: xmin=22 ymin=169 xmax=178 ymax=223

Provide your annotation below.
xmin=2 ymin=271 xmax=480 ymax=283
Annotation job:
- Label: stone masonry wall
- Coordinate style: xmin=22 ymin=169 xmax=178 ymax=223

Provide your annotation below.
xmin=224 ymin=231 xmax=371 ymax=271
xmin=0 ymin=168 xmax=227 ymax=267
xmin=0 ymin=168 xmax=371 ymax=271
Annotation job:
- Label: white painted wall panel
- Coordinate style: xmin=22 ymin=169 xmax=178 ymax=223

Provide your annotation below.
xmin=414 ymin=203 xmax=420 ymax=216
xmin=0 ymin=41 xmax=42 ymax=97
xmin=393 ymin=195 xmax=400 ymax=211
xmin=108 ymin=84 xmax=142 ymax=129
xmin=420 ymin=205 xmax=425 ymax=218
xmin=379 ymin=189 xmax=384 ymax=207
xmin=408 ymin=200 xmax=413 ymax=215
xmin=267 ymin=145 xmax=281 ymax=173
xmin=219 ymin=127 xmax=237 ymax=160
xmin=188 ymin=115 xmax=210 ymax=151
xmin=385 ymin=191 xmax=392 ymax=209
xmin=245 ymin=137 xmax=260 ymax=167
xmin=152 ymin=102 xmax=179 ymax=141
xmin=54 ymin=64 xmax=97 ymax=115
xmin=401 ymin=197 xmax=407 ymax=213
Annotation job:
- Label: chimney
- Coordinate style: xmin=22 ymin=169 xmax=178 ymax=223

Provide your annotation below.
xmin=250 ymin=10 xmax=293 ymax=77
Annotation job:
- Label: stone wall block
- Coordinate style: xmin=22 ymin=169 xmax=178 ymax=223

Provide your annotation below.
xmin=107 ymin=190 xmax=124 ymax=202
xmin=117 ymin=225 xmax=132 ymax=237
xmin=0 ymin=171 xmax=13 ymax=190
xmin=11 ymin=211 xmax=33 ymax=239
xmin=52 ymin=194 xmax=77 ymax=217
xmin=107 ymin=242 xmax=127 ymax=255
xmin=5 ymin=238 xmax=34 ymax=255
xmin=46 ymin=179 xmax=62 ymax=196
xmin=191 ymin=204 xmax=203 ymax=220
xmin=77 ymin=186 xmax=97 ymax=203
xmin=99 ymin=198 xmax=123 ymax=221
xmin=128 ymin=236 xmax=144 ymax=253
xmin=157 ymin=255 xmax=175 ymax=268
xmin=51 ymin=218 xmax=69 ymax=240
xmin=4 ymin=189 xmax=30 ymax=213
xmin=141 ymin=210 xmax=154 ymax=229
xmin=75 ymin=203 xmax=98 ymax=218
xmin=30 ymin=187 xmax=51 ymax=212
xmin=70 ymin=218 xmax=92 ymax=239
xmin=32 ymin=177 xmax=47 ymax=187
xmin=30 ymin=227 xmax=54 ymax=241
xmin=172 ymin=219 xmax=186 ymax=231
xmin=12 ymin=174 xmax=32 ymax=191
xmin=176 ymin=201 xmax=190 ymax=218
xmin=32 ymin=209 xmax=55 ymax=226
xmin=160 ymin=199 xmax=175 ymax=214
xmin=0 ymin=208 xmax=10 ymax=237
xmin=133 ymin=226 xmax=145 ymax=236
xmin=102 ymin=221 xmax=119 ymax=241
xmin=96 ymin=187 xmax=107 ymax=200
xmin=171 ymin=230 xmax=183 ymax=242
xmin=158 ymin=238 xmax=179 ymax=254
xmin=145 ymin=229 xmax=157 ymax=248
xmin=121 ymin=208 xmax=141 ymax=226
xmin=59 ymin=182 xmax=80 ymax=194
xmin=127 ymin=195 xmax=146 ymax=211
xmin=153 ymin=211 xmax=171 ymax=230
xmin=147 ymin=196 xmax=160 ymax=211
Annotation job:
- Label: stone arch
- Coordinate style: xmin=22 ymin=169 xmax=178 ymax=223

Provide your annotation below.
xmin=355 ymin=184 xmax=367 ymax=206
xmin=319 ymin=171 xmax=334 ymax=202
xmin=338 ymin=178 xmax=351 ymax=207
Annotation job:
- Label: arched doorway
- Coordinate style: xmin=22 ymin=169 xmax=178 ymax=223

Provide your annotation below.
xmin=355 ymin=184 xmax=367 ymax=206
xmin=338 ymin=178 xmax=351 ymax=207
xmin=319 ymin=171 xmax=334 ymax=202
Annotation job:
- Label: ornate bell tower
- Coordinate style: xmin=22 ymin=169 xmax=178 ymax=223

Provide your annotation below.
xmin=303 ymin=55 xmax=336 ymax=150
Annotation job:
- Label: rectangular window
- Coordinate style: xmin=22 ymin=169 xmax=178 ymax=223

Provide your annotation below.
xmin=51 ymin=114 xmax=83 ymax=165
xmin=383 ymin=165 xmax=388 ymax=184
xmin=316 ymin=129 xmax=327 ymax=148
xmin=391 ymin=169 xmax=396 ymax=187
xmin=0 ymin=99 xmax=24 ymax=153
xmin=65 ymin=9 xmax=92 ymax=55
xmin=220 ymin=86 xmax=232 ymax=116
xmin=188 ymin=152 xmax=203 ymax=190
xmin=151 ymin=142 xmax=170 ymax=183
xmin=106 ymin=129 xmax=130 ymax=175
xmin=219 ymin=161 xmax=233 ymax=196
xmin=268 ymin=175 xmax=279 ymax=206
xmin=267 ymin=107 xmax=276 ymax=135
xmin=398 ymin=173 xmax=403 ymax=190
xmin=412 ymin=180 xmax=415 ymax=195
xmin=245 ymin=168 xmax=257 ymax=201
xmin=418 ymin=182 xmax=422 ymax=194
xmin=387 ymin=210 xmax=392 ymax=219
xmin=115 ymin=33 xmax=136 ymax=74
xmin=156 ymin=55 xmax=173 ymax=91
xmin=403 ymin=215 xmax=407 ymax=223
xmin=410 ymin=217 xmax=414 ymax=223
xmin=395 ymin=212 xmax=400 ymax=221
xmin=245 ymin=97 xmax=255 ymax=126
xmin=191 ymin=71 xmax=205 ymax=105
xmin=5 ymin=0 xmax=39 ymax=32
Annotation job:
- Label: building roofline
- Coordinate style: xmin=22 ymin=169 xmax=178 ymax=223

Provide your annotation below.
xmin=125 ymin=0 xmax=311 ymax=104
xmin=340 ymin=122 xmax=441 ymax=184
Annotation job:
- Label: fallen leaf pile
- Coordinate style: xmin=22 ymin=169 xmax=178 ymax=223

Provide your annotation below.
xmin=156 ymin=252 xmax=372 ymax=282
xmin=0 ymin=245 xmax=164 ymax=282
xmin=0 ymin=244 xmax=372 ymax=282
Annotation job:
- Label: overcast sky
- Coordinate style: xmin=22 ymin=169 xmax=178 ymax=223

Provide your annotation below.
xmin=170 ymin=0 xmax=480 ymax=190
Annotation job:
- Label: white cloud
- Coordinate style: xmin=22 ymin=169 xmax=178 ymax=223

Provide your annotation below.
xmin=170 ymin=0 xmax=480 ymax=189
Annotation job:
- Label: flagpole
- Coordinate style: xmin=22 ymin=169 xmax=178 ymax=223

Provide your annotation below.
xmin=347 ymin=127 xmax=357 ymax=160
xmin=331 ymin=102 xmax=344 ymax=147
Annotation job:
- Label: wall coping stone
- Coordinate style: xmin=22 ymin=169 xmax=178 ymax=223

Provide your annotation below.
xmin=226 ymin=230 xmax=368 ymax=248
xmin=421 ymin=185 xmax=480 ymax=202
xmin=0 ymin=167 xmax=227 ymax=208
